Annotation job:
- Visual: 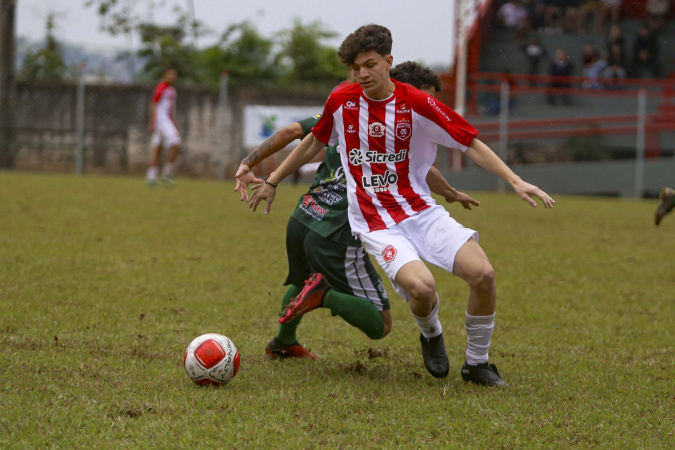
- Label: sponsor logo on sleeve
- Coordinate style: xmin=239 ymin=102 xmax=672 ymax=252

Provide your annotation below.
xmin=382 ymin=245 xmax=397 ymax=263
xmin=368 ymin=122 xmax=385 ymax=138
xmin=427 ymin=97 xmax=452 ymax=122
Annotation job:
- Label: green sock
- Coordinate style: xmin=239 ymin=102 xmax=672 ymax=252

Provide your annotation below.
xmin=275 ymin=285 xmax=302 ymax=346
xmin=322 ymin=289 xmax=385 ymax=340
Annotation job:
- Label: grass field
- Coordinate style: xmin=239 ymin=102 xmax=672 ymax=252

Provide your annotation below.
xmin=1 ymin=171 xmax=673 ymax=448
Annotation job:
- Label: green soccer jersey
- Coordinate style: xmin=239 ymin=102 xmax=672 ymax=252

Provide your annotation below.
xmin=290 ymin=115 xmax=358 ymax=246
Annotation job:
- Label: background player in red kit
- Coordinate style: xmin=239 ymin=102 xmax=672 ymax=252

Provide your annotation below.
xmin=147 ymin=68 xmax=181 ymax=185
xmin=252 ymin=24 xmax=555 ymax=386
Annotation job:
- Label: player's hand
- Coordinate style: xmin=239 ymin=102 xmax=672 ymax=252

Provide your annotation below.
xmin=513 ymin=179 xmax=556 ymax=208
xmin=444 ymin=190 xmax=480 ymax=210
xmin=235 ymin=163 xmax=264 ymax=202
xmin=249 ymin=181 xmax=276 ymax=215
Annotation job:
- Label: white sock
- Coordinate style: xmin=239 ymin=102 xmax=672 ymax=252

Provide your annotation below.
xmin=147 ymin=166 xmax=159 ymax=181
xmin=465 ymin=311 xmax=495 ymax=366
xmin=161 ymin=162 xmax=173 ymax=177
xmin=410 ymin=294 xmax=442 ymax=339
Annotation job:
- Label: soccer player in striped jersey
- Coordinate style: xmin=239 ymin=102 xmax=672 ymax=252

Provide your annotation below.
xmin=251 ymin=25 xmax=555 ymax=386
xmin=147 ymin=68 xmax=181 ymax=185
xmin=238 ymin=66 xmax=478 ymax=359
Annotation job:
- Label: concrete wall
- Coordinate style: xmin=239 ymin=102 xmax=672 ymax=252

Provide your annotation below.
xmin=9 ymin=82 xmax=328 ymax=177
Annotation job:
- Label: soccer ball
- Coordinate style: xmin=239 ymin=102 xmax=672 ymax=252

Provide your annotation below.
xmin=183 ymin=333 xmax=240 ymax=386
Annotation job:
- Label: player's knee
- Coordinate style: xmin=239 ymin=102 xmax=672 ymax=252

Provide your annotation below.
xmin=406 ymin=277 xmax=436 ymax=304
xmin=470 ymin=262 xmax=495 ymax=293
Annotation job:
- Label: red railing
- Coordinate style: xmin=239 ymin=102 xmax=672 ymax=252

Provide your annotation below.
xmin=467 ymin=72 xmax=675 ymax=115
xmin=454 ymin=72 xmax=675 ymax=159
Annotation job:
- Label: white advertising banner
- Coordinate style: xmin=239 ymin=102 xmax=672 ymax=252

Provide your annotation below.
xmin=243 ymin=105 xmax=324 ymax=148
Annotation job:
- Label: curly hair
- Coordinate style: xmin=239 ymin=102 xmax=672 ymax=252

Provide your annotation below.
xmin=338 ymin=24 xmax=392 ymax=65
xmin=389 ymin=61 xmax=442 ymax=93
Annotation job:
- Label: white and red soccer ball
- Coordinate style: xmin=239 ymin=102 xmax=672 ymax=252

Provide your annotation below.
xmin=184 ymin=333 xmax=240 ymax=386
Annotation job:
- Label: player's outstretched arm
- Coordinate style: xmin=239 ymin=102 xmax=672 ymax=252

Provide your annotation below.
xmin=249 ymin=133 xmax=326 ymax=215
xmin=426 ymin=166 xmax=480 ymax=210
xmin=235 ymin=123 xmax=305 ymax=202
xmin=465 ymin=138 xmax=556 ymax=208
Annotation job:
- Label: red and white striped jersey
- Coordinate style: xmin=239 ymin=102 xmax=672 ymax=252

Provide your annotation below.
xmin=152 ymin=81 xmax=176 ymax=124
xmin=312 ymin=80 xmax=479 ymax=235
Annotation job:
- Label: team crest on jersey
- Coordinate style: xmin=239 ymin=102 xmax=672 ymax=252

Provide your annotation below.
xmin=348 ymin=148 xmax=363 ymax=165
xmin=396 ymin=122 xmax=411 ymax=140
xmin=382 ymin=245 xmax=397 ymax=263
xmin=368 ymin=122 xmax=385 ymax=138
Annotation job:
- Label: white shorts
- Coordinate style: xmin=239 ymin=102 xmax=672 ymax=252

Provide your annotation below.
xmin=358 ymin=205 xmax=478 ymax=301
xmin=151 ymin=119 xmax=181 ymax=148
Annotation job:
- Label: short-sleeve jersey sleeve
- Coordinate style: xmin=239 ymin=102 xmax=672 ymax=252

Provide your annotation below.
xmin=152 ymin=83 xmax=165 ymax=103
xmin=297 ymin=114 xmax=322 ymax=138
xmin=311 ymin=95 xmax=338 ymax=145
xmin=412 ymin=91 xmax=479 ymax=151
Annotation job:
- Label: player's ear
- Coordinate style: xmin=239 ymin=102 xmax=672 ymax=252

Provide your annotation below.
xmin=385 ymin=54 xmax=393 ymax=70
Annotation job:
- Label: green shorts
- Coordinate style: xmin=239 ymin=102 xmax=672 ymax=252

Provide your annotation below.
xmin=285 ymin=217 xmax=390 ymax=312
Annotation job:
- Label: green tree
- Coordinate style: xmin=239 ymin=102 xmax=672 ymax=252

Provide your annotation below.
xmin=86 ymin=0 xmax=205 ymax=81
xmin=20 ymin=13 xmax=67 ymax=82
xmin=135 ymin=11 xmax=204 ymax=83
xmin=196 ymin=22 xmax=277 ymax=86
xmin=276 ymin=18 xmax=346 ymax=85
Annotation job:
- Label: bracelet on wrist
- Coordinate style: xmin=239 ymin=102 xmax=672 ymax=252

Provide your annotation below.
xmin=264 ymin=179 xmax=278 ymax=188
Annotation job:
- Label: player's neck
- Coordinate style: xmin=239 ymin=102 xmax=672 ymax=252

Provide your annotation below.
xmin=363 ymin=80 xmax=395 ymax=101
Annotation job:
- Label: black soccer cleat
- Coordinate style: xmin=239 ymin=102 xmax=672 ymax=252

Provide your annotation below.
xmin=420 ymin=333 xmax=450 ymax=378
xmin=461 ymin=361 xmax=509 ymax=387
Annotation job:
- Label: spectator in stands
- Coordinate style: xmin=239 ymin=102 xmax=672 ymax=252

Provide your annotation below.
xmin=631 ymin=23 xmax=660 ymax=78
xmin=573 ymin=0 xmax=601 ymax=33
xmin=523 ymin=36 xmax=548 ymax=77
xmin=536 ymin=0 xmax=566 ymax=32
xmin=581 ymin=42 xmax=600 ymax=77
xmin=602 ymin=43 xmax=627 ymax=83
xmin=583 ymin=49 xmax=609 ymax=88
xmin=633 ymin=48 xmax=658 ymax=79
xmin=598 ymin=0 xmax=622 ymax=34
xmin=498 ymin=0 xmax=530 ymax=30
xmin=646 ymin=0 xmax=670 ymax=32
xmin=547 ymin=49 xmax=574 ymax=105
xmin=605 ymin=24 xmax=625 ymax=62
